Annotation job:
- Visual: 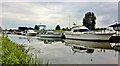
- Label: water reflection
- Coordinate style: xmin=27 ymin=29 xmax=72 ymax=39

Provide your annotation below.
xmin=8 ymin=34 xmax=119 ymax=64
xmin=18 ymin=36 xmax=35 ymax=43
xmin=64 ymin=39 xmax=119 ymax=62
xmin=64 ymin=39 xmax=119 ymax=53
xmin=37 ymin=38 xmax=64 ymax=44
xmin=110 ymin=43 xmax=120 ymax=51
xmin=17 ymin=35 xmax=119 ymax=52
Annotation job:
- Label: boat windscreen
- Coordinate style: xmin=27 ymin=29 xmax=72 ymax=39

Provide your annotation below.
xmin=73 ymin=29 xmax=90 ymax=32
xmin=113 ymin=26 xmax=120 ymax=31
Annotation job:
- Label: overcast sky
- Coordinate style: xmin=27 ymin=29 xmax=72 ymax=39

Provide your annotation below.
xmin=1 ymin=0 xmax=119 ymax=29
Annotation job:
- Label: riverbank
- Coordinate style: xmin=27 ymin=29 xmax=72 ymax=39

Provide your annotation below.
xmin=0 ymin=34 xmax=45 ymax=65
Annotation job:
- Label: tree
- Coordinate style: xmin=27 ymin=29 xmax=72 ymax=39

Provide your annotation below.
xmin=55 ymin=25 xmax=61 ymax=30
xmin=34 ymin=25 xmax=39 ymax=30
xmin=62 ymin=28 xmax=66 ymax=30
xmin=83 ymin=12 xmax=96 ymax=30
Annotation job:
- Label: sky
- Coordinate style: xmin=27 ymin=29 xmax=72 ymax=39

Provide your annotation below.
xmin=1 ymin=0 xmax=119 ymax=29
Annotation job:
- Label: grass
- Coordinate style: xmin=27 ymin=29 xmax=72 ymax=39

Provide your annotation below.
xmin=35 ymin=30 xmax=65 ymax=33
xmin=53 ymin=30 xmax=65 ymax=33
xmin=0 ymin=34 xmax=48 ymax=65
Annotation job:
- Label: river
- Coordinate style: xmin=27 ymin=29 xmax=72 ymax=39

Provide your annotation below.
xmin=8 ymin=34 xmax=119 ymax=64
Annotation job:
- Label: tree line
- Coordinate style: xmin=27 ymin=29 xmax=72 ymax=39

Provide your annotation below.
xmin=54 ymin=12 xmax=97 ymax=31
xmin=35 ymin=12 xmax=97 ymax=31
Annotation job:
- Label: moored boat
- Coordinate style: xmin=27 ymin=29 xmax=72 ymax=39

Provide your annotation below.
xmin=26 ymin=30 xmax=37 ymax=36
xmin=65 ymin=25 xmax=115 ymax=41
xmin=37 ymin=30 xmax=65 ymax=38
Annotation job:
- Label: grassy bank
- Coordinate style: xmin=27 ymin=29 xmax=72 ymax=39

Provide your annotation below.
xmin=53 ymin=30 xmax=65 ymax=33
xmin=35 ymin=30 xmax=65 ymax=33
xmin=0 ymin=35 xmax=45 ymax=65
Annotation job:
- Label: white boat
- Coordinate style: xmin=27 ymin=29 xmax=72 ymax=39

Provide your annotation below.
xmin=37 ymin=30 xmax=65 ymax=38
xmin=65 ymin=25 xmax=115 ymax=41
xmin=26 ymin=30 xmax=37 ymax=36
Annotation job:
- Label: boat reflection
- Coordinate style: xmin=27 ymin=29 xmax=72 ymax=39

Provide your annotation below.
xmin=72 ymin=45 xmax=94 ymax=55
xmin=17 ymin=35 xmax=120 ymax=52
xmin=110 ymin=43 xmax=120 ymax=51
xmin=37 ymin=38 xmax=64 ymax=44
xmin=64 ymin=39 xmax=119 ymax=54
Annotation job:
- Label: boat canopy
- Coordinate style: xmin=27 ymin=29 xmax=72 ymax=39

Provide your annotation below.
xmin=109 ymin=23 xmax=120 ymax=31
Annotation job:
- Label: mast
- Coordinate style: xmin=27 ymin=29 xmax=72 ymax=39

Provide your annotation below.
xmin=116 ymin=20 xmax=119 ymax=36
xmin=69 ymin=16 xmax=71 ymax=29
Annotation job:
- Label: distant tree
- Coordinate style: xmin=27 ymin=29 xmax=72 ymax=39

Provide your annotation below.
xmin=9 ymin=29 xmax=12 ymax=31
xmin=34 ymin=25 xmax=39 ymax=30
xmin=62 ymin=28 xmax=66 ymax=30
xmin=66 ymin=27 xmax=69 ymax=31
xmin=83 ymin=12 xmax=96 ymax=30
xmin=28 ymin=27 xmax=34 ymax=30
xmin=55 ymin=25 xmax=61 ymax=30
xmin=18 ymin=27 xmax=28 ymax=31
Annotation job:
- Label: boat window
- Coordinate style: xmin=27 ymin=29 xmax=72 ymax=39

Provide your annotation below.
xmin=73 ymin=29 xmax=90 ymax=32
xmin=113 ymin=26 xmax=120 ymax=31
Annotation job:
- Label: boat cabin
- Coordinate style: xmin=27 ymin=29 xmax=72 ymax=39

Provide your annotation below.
xmin=71 ymin=26 xmax=90 ymax=32
xmin=109 ymin=23 xmax=120 ymax=31
xmin=43 ymin=30 xmax=61 ymax=35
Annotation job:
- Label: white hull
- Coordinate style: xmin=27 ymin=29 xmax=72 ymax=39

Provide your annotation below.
xmin=39 ymin=34 xmax=62 ymax=38
xmin=65 ymin=32 xmax=114 ymax=41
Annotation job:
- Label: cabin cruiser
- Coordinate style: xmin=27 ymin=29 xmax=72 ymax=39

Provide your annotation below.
xmin=37 ymin=30 xmax=65 ymax=38
xmin=26 ymin=30 xmax=37 ymax=36
xmin=109 ymin=23 xmax=120 ymax=43
xmin=65 ymin=25 xmax=115 ymax=41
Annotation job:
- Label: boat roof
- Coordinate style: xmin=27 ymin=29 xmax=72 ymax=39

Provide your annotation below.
xmin=71 ymin=25 xmax=89 ymax=30
xmin=109 ymin=23 xmax=120 ymax=27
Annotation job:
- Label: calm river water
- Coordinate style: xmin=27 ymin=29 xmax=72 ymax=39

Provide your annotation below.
xmin=8 ymin=34 xmax=119 ymax=64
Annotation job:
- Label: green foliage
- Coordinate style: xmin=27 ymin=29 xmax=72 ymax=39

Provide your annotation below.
xmin=83 ymin=12 xmax=96 ymax=30
xmin=53 ymin=30 xmax=65 ymax=33
xmin=55 ymin=25 xmax=61 ymax=30
xmin=0 ymin=35 xmax=48 ymax=65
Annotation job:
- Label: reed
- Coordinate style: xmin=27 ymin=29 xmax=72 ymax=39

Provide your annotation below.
xmin=0 ymin=34 xmax=48 ymax=65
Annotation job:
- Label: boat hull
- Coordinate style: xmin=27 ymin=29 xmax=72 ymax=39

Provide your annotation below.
xmin=26 ymin=33 xmax=37 ymax=36
xmin=65 ymin=33 xmax=114 ymax=41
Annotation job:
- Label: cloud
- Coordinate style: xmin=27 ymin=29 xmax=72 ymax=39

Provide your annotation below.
xmin=2 ymin=0 xmax=119 ymax=2
xmin=2 ymin=2 xmax=118 ymax=29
